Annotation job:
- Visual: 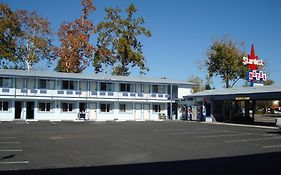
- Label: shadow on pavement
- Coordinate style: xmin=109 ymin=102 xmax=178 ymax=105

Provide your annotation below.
xmin=267 ymin=130 xmax=281 ymax=135
xmin=1 ymin=151 xmax=281 ymax=175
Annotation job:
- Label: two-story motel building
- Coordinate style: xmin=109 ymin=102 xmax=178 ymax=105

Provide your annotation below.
xmin=0 ymin=69 xmax=193 ymax=121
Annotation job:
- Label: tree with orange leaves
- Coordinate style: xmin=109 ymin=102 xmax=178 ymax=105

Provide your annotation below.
xmin=15 ymin=10 xmax=56 ymax=70
xmin=0 ymin=3 xmax=55 ymax=70
xmin=55 ymin=0 xmax=96 ymax=73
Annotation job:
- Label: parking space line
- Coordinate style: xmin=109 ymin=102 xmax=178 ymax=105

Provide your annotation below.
xmin=0 ymin=137 xmax=17 ymax=139
xmin=0 ymin=142 xmax=20 ymax=144
xmin=154 ymin=129 xmax=214 ymax=132
xmin=225 ymin=136 xmax=281 ymax=143
xmin=194 ymin=133 xmax=253 ymax=138
xmin=263 ymin=145 xmax=281 ymax=149
xmin=0 ymin=149 xmax=23 ymax=152
xmin=170 ymin=130 xmax=229 ymax=135
xmin=0 ymin=161 xmax=29 ymax=164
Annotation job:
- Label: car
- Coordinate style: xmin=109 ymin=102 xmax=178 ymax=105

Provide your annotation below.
xmin=274 ymin=110 xmax=281 ymax=114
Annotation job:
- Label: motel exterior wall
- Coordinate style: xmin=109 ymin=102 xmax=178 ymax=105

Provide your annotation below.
xmin=0 ymin=70 xmax=193 ymax=121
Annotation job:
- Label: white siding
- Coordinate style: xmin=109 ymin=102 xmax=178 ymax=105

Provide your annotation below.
xmin=178 ymin=85 xmax=192 ymax=99
xmin=0 ymin=71 xmax=192 ymax=121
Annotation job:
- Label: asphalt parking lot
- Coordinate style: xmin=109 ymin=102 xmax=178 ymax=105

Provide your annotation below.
xmin=0 ymin=121 xmax=281 ymax=175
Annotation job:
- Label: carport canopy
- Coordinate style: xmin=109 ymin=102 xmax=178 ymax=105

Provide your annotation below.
xmin=183 ymin=85 xmax=281 ymax=101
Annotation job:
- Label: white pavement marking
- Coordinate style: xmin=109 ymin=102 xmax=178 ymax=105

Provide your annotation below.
xmin=153 ymin=129 xmax=214 ymax=132
xmin=0 ymin=137 xmax=17 ymax=139
xmin=0 ymin=149 xmax=23 ymax=152
xmin=0 ymin=142 xmax=20 ymax=144
xmin=204 ymin=122 xmax=279 ymax=130
xmin=263 ymin=145 xmax=281 ymax=149
xmin=50 ymin=121 xmax=56 ymax=125
xmin=263 ymin=145 xmax=281 ymax=148
xmin=195 ymin=133 xmax=253 ymax=138
xmin=0 ymin=161 xmax=29 ymax=164
xmin=170 ymin=130 xmax=229 ymax=135
xmin=225 ymin=136 xmax=281 ymax=143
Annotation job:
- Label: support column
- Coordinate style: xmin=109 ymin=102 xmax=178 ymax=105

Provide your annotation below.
xmin=77 ymin=80 xmax=80 ymax=91
xmin=222 ymin=100 xmax=225 ymax=121
xmin=245 ymin=100 xmax=250 ymax=121
xmin=252 ymin=100 xmax=256 ymax=122
xmin=210 ymin=98 xmax=214 ymax=120
xmin=170 ymin=84 xmax=173 ymax=120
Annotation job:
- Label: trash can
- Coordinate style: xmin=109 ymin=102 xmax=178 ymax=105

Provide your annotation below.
xmin=205 ymin=117 xmax=212 ymax=122
xmin=79 ymin=112 xmax=86 ymax=120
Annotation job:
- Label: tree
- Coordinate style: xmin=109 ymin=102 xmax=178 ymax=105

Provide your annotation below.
xmin=0 ymin=3 xmax=21 ymax=67
xmin=56 ymin=0 xmax=96 ymax=73
xmin=14 ymin=10 xmax=56 ymax=70
xmin=0 ymin=3 xmax=55 ymax=70
xmin=188 ymin=75 xmax=214 ymax=93
xmin=94 ymin=3 xmax=151 ymax=76
xmin=205 ymin=37 xmax=248 ymax=88
xmin=264 ymin=79 xmax=274 ymax=86
xmin=188 ymin=75 xmax=204 ymax=93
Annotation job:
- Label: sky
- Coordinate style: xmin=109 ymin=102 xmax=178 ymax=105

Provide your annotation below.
xmin=2 ymin=0 xmax=281 ymax=88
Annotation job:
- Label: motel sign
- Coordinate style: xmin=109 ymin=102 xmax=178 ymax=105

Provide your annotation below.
xmin=243 ymin=45 xmax=267 ymax=85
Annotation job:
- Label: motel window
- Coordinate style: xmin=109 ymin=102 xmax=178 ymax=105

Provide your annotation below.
xmin=158 ymin=85 xmax=165 ymax=94
xmin=152 ymin=85 xmax=158 ymax=93
xmin=61 ymin=102 xmax=75 ymax=112
xmin=0 ymin=101 xmax=9 ymax=111
xmin=100 ymin=82 xmax=113 ymax=91
xmin=38 ymin=102 xmax=53 ymax=112
xmin=39 ymin=79 xmax=47 ymax=89
xmin=152 ymin=104 xmax=161 ymax=113
xmin=62 ymin=80 xmax=75 ymax=90
xmin=39 ymin=79 xmax=54 ymax=89
xmin=100 ymin=103 xmax=112 ymax=112
xmin=152 ymin=85 xmax=165 ymax=94
xmin=120 ymin=83 xmax=131 ymax=92
xmin=0 ymin=77 xmax=12 ymax=88
xmin=119 ymin=103 xmax=132 ymax=113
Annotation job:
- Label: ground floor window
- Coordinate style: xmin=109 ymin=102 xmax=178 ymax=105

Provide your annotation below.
xmin=38 ymin=102 xmax=53 ymax=112
xmin=0 ymin=101 xmax=9 ymax=111
xmin=152 ymin=104 xmax=162 ymax=113
xmin=100 ymin=103 xmax=112 ymax=113
xmin=61 ymin=102 xmax=75 ymax=112
xmin=119 ymin=103 xmax=132 ymax=113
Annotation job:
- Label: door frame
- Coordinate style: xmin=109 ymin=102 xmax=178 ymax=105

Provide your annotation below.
xmin=143 ymin=103 xmax=150 ymax=120
xmin=134 ymin=103 xmax=143 ymax=120
xmin=26 ymin=101 xmax=35 ymax=120
xmin=89 ymin=102 xmax=97 ymax=120
xmin=14 ymin=101 xmax=23 ymax=120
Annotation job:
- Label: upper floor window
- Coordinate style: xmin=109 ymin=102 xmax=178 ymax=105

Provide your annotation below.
xmin=0 ymin=101 xmax=9 ymax=111
xmin=100 ymin=82 xmax=113 ymax=91
xmin=62 ymin=80 xmax=74 ymax=90
xmin=152 ymin=85 xmax=165 ymax=94
xmin=39 ymin=79 xmax=54 ymax=89
xmin=39 ymin=79 xmax=47 ymax=89
xmin=120 ymin=83 xmax=131 ymax=92
xmin=0 ymin=77 xmax=12 ymax=88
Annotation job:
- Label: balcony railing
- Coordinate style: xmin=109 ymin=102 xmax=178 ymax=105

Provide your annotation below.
xmin=0 ymin=87 xmax=171 ymax=100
